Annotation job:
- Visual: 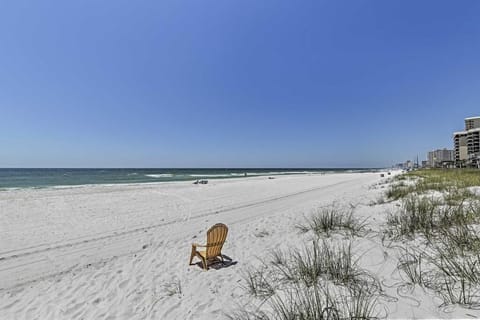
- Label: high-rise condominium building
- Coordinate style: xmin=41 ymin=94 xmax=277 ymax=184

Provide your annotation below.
xmin=454 ymin=116 xmax=480 ymax=168
xmin=428 ymin=149 xmax=454 ymax=167
xmin=465 ymin=117 xmax=480 ymax=130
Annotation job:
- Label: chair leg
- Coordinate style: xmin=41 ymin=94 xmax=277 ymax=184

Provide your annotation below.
xmin=189 ymin=246 xmax=196 ymax=265
xmin=202 ymin=257 xmax=208 ymax=270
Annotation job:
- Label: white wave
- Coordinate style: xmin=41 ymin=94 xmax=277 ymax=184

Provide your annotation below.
xmin=145 ymin=174 xmax=174 ymax=178
xmin=246 ymin=171 xmax=316 ymax=176
xmin=189 ymin=174 xmax=233 ymax=177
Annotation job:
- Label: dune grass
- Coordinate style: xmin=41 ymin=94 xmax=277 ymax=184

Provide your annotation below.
xmin=236 ymin=239 xmax=381 ymax=319
xmin=386 ymin=169 xmax=480 ymax=308
xmin=265 ymin=283 xmax=378 ymax=320
xmin=386 ymin=192 xmax=480 ymax=240
xmin=242 ymin=267 xmax=275 ymax=298
xmin=397 ymin=248 xmax=425 ymax=286
xmin=235 ymin=169 xmax=480 ymax=318
xmin=386 ymin=169 xmax=480 ymax=201
xmin=297 ymin=206 xmax=367 ymax=237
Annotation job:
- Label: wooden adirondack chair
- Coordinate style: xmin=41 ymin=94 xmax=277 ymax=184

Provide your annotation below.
xmin=189 ymin=223 xmax=228 ymax=270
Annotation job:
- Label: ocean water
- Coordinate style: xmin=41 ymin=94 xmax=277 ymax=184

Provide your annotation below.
xmin=0 ymin=168 xmax=378 ymax=189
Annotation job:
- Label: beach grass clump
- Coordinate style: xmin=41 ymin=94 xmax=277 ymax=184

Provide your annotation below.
xmin=395 ymin=242 xmax=480 ymax=308
xmin=443 ymin=188 xmax=477 ymax=206
xmin=438 ymin=277 xmax=479 ymax=306
xmin=438 ymin=202 xmax=479 ymax=229
xmin=290 ymin=240 xmax=357 ymax=287
xmin=425 ymin=243 xmax=480 ymax=307
xmin=265 ymin=240 xmax=356 ymax=287
xmin=387 ymin=196 xmax=441 ymax=239
xmin=343 ymin=284 xmax=379 ymax=320
xmin=387 ymin=194 xmax=480 ymax=240
xmin=268 ymin=283 xmax=378 ymax=320
xmin=297 ymin=206 xmax=367 ymax=237
xmin=386 ymin=182 xmax=414 ymax=200
xmin=397 ymin=248 xmax=426 ymax=286
xmin=397 ymin=247 xmax=434 ymax=288
xmin=439 ymin=225 xmax=480 ymax=255
xmin=266 ymin=284 xmax=339 ymax=320
xmin=430 ymin=245 xmax=480 ymax=285
xmin=395 ymin=244 xmax=480 ymax=307
xmin=238 ymin=281 xmax=379 ymax=320
xmin=269 ymin=248 xmax=288 ymax=266
xmin=242 ymin=267 xmax=275 ymax=298
xmin=237 ymin=240 xmax=381 ymax=319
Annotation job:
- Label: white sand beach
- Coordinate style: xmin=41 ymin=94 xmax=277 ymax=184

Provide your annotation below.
xmin=1 ymin=172 xmax=479 ymax=319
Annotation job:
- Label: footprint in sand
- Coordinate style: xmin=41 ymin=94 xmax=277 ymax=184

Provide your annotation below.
xmin=118 ymin=279 xmax=129 ymax=289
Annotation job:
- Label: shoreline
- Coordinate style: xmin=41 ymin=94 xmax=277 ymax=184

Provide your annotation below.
xmin=0 ymin=168 xmax=386 ymax=191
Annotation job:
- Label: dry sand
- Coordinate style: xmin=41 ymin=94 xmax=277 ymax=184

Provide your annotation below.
xmin=1 ymin=172 xmax=478 ymax=319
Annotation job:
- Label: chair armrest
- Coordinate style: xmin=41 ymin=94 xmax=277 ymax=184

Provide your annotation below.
xmin=192 ymin=243 xmax=206 ymax=247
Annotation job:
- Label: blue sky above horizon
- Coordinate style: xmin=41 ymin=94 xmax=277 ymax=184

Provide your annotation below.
xmin=1 ymin=1 xmax=479 ymax=168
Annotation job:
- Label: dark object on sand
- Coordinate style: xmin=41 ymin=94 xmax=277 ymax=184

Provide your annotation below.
xmin=388 ymin=172 xmax=391 ymax=175
xmin=268 ymin=177 xmax=275 ymax=179
xmin=194 ymin=179 xmax=208 ymax=184
xmin=380 ymin=174 xmax=385 ymax=177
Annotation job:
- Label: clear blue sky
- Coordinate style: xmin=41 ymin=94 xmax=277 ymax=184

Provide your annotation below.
xmin=1 ymin=1 xmax=479 ymax=168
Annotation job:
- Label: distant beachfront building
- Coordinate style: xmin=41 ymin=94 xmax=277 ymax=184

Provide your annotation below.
xmin=454 ymin=116 xmax=480 ymax=168
xmin=454 ymin=131 xmax=468 ymax=166
xmin=405 ymin=160 xmax=413 ymax=169
xmin=465 ymin=117 xmax=480 ymax=130
xmin=427 ymin=149 xmax=454 ymax=168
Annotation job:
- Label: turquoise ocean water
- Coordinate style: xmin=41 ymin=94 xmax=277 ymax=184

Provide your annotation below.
xmin=0 ymin=168 xmax=379 ymax=189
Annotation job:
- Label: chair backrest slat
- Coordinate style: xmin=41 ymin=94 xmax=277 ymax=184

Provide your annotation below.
xmin=206 ymin=223 xmax=228 ymax=258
